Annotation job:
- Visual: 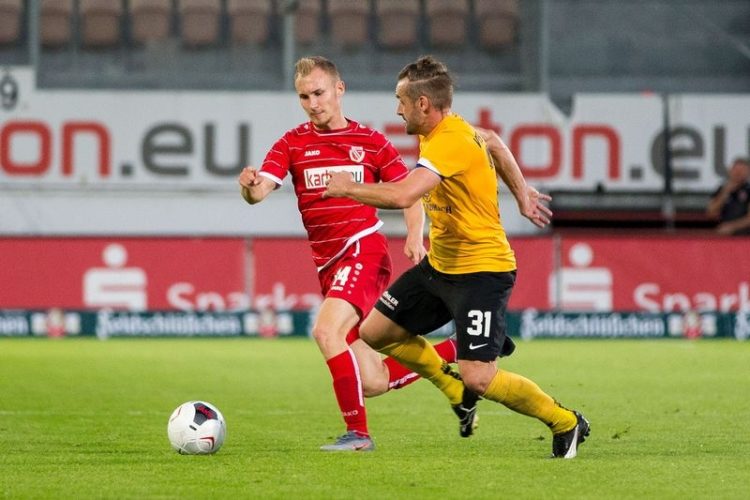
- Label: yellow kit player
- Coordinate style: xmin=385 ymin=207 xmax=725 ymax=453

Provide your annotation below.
xmin=324 ymin=55 xmax=589 ymax=458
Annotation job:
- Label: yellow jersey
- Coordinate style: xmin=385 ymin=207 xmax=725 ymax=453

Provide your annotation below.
xmin=417 ymin=114 xmax=516 ymax=274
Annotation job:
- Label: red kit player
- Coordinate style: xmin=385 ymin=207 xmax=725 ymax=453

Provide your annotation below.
xmin=238 ymin=57 xmax=460 ymax=451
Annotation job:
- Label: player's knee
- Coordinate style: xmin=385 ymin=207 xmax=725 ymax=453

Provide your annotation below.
xmin=310 ymin=324 xmax=327 ymax=344
xmin=311 ymin=324 xmax=340 ymax=350
xmin=358 ymin=325 xmax=386 ymax=350
xmin=461 ymin=372 xmax=491 ymax=396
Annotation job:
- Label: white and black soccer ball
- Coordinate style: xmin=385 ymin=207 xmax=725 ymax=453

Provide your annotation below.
xmin=167 ymin=401 xmax=226 ymax=455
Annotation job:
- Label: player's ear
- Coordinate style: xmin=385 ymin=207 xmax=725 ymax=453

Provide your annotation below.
xmin=336 ymin=79 xmax=345 ymax=97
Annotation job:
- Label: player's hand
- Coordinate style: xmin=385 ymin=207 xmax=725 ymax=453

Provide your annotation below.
xmin=520 ymin=186 xmax=553 ymax=228
xmin=404 ymin=234 xmax=427 ymax=265
xmin=717 ymin=221 xmax=737 ymax=235
xmin=238 ymin=166 xmax=261 ymax=188
xmin=323 ymin=172 xmax=355 ymax=198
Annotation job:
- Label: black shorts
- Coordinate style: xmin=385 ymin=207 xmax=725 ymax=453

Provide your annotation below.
xmin=374 ymin=258 xmax=516 ymax=362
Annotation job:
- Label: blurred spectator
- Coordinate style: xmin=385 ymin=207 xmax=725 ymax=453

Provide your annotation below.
xmin=706 ymin=157 xmax=750 ymax=235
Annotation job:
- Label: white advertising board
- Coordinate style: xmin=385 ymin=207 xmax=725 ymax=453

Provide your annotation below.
xmin=1 ymin=66 xmax=748 ymax=235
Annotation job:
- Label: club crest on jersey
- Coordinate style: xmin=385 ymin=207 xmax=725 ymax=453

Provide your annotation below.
xmin=349 ymin=146 xmax=365 ymax=163
xmin=304 ymin=165 xmax=365 ymax=189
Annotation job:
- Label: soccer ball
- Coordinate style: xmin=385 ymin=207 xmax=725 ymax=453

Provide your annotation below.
xmin=167 ymin=401 xmax=226 ymax=455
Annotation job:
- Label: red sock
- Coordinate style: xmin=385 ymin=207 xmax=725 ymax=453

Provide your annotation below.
xmin=385 ymin=337 xmax=458 ymax=390
xmin=345 ymin=326 xmax=360 ymax=345
xmin=326 ymin=349 xmax=368 ymax=436
xmin=434 ymin=337 xmax=458 ymax=364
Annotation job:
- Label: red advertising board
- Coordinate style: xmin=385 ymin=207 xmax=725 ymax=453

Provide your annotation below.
xmin=252 ymin=235 xmax=750 ymax=312
xmin=555 ymin=235 xmax=750 ymax=312
xmin=250 ymin=237 xmax=555 ymax=310
xmin=3 ymin=235 xmax=748 ymax=313
xmin=0 ymin=238 xmax=247 ymax=310
xmin=506 ymin=237 xmax=556 ymax=309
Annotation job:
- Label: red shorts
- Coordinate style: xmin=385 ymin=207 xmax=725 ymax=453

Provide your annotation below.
xmin=318 ymin=232 xmax=392 ymax=321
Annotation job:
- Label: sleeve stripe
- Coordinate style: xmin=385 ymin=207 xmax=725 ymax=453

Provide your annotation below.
xmin=417 ymin=157 xmax=441 ymax=177
xmin=259 ymin=171 xmax=283 ymax=185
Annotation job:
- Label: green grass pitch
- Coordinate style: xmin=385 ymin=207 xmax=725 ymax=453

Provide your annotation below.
xmin=1 ymin=337 xmax=749 ymax=499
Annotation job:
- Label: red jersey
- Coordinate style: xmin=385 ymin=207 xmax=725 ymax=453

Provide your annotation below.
xmin=260 ymin=119 xmax=409 ymax=270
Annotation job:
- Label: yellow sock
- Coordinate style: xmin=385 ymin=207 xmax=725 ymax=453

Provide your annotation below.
xmin=483 ymin=369 xmax=576 ymax=434
xmin=379 ymin=336 xmax=463 ymax=406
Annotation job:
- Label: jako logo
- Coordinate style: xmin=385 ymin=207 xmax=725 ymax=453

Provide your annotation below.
xmin=304 ymin=150 xmax=320 ymax=157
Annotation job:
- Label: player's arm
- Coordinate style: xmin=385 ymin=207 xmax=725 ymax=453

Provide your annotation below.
xmin=324 ymin=167 xmax=440 ymax=209
xmin=706 ymin=183 xmax=734 ymax=218
xmin=477 ymin=127 xmax=553 ymax=229
xmin=402 ymin=201 xmax=426 ymax=264
xmin=238 ymin=166 xmax=277 ymax=205
xmin=717 ymin=211 xmax=750 ymax=235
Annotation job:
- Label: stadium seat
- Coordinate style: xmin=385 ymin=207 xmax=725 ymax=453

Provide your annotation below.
xmin=0 ymin=0 xmax=22 ymax=46
xmin=178 ymin=0 xmax=222 ymax=48
xmin=227 ymin=0 xmax=273 ymax=45
xmin=40 ymin=0 xmax=73 ymax=48
xmin=375 ymin=0 xmax=420 ymax=50
xmin=426 ymin=0 xmax=469 ymax=49
xmin=129 ymin=0 xmax=173 ymax=45
xmin=79 ymin=0 xmax=124 ymax=48
xmin=328 ymin=0 xmax=370 ymax=50
xmin=294 ymin=0 xmax=321 ymax=46
xmin=475 ymin=0 xmax=519 ymax=50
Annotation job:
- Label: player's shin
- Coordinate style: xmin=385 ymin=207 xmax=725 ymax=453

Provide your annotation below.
xmin=482 ymin=369 xmax=576 ymax=434
xmin=383 ymin=337 xmax=456 ymax=390
xmin=326 ymin=349 xmax=369 ymax=436
xmin=378 ymin=336 xmax=463 ymax=405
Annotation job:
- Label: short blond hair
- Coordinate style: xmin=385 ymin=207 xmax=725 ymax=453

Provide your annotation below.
xmin=294 ymin=56 xmax=341 ymax=82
